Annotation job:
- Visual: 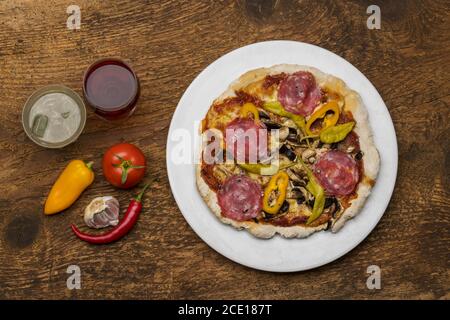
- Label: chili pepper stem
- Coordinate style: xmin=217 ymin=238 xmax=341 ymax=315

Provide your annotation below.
xmin=134 ymin=183 xmax=150 ymax=202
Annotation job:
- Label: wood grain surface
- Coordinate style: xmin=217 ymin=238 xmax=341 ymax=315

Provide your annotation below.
xmin=0 ymin=0 xmax=448 ymax=300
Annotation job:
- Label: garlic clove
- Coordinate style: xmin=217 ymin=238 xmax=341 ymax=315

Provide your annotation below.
xmin=84 ymin=196 xmax=120 ymax=229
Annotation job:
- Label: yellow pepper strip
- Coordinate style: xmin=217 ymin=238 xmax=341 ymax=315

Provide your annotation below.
xmin=305 ymin=101 xmax=340 ymax=136
xmin=306 ymin=185 xmax=325 ymax=224
xmin=262 ymin=101 xmax=306 ymax=133
xmin=263 ymin=101 xmax=290 ymax=117
xmin=297 ymin=158 xmax=325 ymax=224
xmin=238 ymin=163 xmax=278 ymax=176
xmin=238 ymin=162 xmax=296 ymax=176
xmin=306 ymin=179 xmax=325 ymax=224
xmin=319 ymin=122 xmax=355 ymax=144
xmin=262 ymin=172 xmax=289 ymax=214
xmin=44 ymin=160 xmax=95 ymax=215
xmin=240 ymin=102 xmax=260 ymax=123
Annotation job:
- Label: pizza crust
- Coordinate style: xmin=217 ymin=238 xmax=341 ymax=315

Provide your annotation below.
xmin=197 ymin=64 xmax=380 ymax=238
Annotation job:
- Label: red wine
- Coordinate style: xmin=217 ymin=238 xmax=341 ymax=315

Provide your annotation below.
xmin=83 ymin=59 xmax=139 ymax=120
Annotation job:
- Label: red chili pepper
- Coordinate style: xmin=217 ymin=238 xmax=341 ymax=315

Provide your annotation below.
xmin=71 ymin=183 xmax=149 ymax=244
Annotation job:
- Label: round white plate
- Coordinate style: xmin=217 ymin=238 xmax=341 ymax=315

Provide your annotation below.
xmin=166 ymin=41 xmax=398 ymax=272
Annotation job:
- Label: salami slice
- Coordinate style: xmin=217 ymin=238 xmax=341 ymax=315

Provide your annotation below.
xmin=225 ymin=118 xmax=267 ymax=162
xmin=217 ymin=175 xmax=263 ymax=221
xmin=313 ymin=150 xmax=360 ymax=196
xmin=278 ymin=71 xmax=322 ymax=116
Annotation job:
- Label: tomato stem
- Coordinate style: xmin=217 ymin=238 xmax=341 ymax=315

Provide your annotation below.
xmin=113 ymin=154 xmax=145 ymax=185
xmin=121 ymin=167 xmax=129 ymax=184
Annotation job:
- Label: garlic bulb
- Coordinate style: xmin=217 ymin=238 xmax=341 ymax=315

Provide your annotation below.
xmin=84 ymin=196 xmax=120 ymax=229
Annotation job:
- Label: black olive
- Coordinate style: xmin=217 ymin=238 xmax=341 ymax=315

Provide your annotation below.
xmin=329 ymin=201 xmax=341 ymax=218
xmin=280 ymin=200 xmax=289 ymax=213
xmin=324 ymin=197 xmax=336 ymax=209
xmin=289 ymin=187 xmax=302 ymax=199
xmin=287 ymin=134 xmax=298 ymax=142
xmin=334 ymin=201 xmax=340 ymax=213
xmin=292 ymin=180 xmax=306 ymax=187
xmin=261 ymin=119 xmax=281 ymax=129
xmin=267 ymin=122 xmax=282 ymax=130
xmin=296 ymin=195 xmax=306 ymax=204
xmin=258 ymin=111 xmax=270 ymax=119
xmin=279 ymin=144 xmax=296 ymax=161
xmin=286 ymin=128 xmax=298 ymax=142
xmin=355 ymin=151 xmax=363 ymax=160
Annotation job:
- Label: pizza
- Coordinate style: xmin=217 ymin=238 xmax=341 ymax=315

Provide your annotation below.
xmin=196 ymin=64 xmax=380 ymax=239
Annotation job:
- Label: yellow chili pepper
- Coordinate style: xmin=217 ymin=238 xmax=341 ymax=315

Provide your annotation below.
xmin=240 ymin=102 xmax=260 ymax=123
xmin=44 ymin=160 xmax=95 ymax=215
xmin=298 ymin=158 xmax=325 ymax=224
xmin=319 ymin=122 xmax=355 ymax=144
xmin=305 ymin=101 xmax=340 ymax=136
xmin=238 ymin=161 xmax=296 ymax=176
xmin=305 ymin=180 xmax=325 ymax=224
xmin=238 ymin=163 xmax=278 ymax=176
xmin=262 ymin=101 xmax=306 ymax=132
xmin=262 ymin=172 xmax=289 ymax=214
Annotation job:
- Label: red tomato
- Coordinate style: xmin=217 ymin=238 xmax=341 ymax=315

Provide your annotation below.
xmin=102 ymin=143 xmax=146 ymax=189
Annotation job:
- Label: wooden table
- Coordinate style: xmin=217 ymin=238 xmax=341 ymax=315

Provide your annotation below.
xmin=0 ymin=0 xmax=448 ymax=300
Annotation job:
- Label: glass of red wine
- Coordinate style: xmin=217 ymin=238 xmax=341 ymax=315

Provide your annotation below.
xmin=83 ymin=58 xmax=139 ymax=121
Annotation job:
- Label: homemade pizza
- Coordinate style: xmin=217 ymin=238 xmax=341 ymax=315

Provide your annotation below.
xmin=196 ymin=64 xmax=380 ymax=239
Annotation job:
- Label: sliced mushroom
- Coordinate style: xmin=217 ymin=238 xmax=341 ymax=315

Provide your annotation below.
xmin=213 ymin=164 xmax=235 ymax=183
xmin=294 ymin=146 xmax=307 ymax=156
xmin=286 ymin=168 xmax=303 ymax=183
xmin=301 ymin=149 xmax=316 ymax=162
xmin=281 ymin=118 xmax=297 ymax=128
xmin=278 ymin=127 xmax=290 ymax=141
